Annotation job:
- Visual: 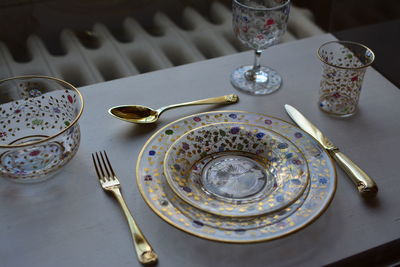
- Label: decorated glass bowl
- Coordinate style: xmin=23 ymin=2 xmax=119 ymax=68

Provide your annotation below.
xmin=164 ymin=122 xmax=309 ymax=217
xmin=0 ymin=76 xmax=84 ymax=183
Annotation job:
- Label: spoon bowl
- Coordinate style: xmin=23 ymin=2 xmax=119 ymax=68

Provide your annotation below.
xmin=109 ymin=105 xmax=160 ymax=124
xmin=108 ymin=94 xmax=239 ymax=124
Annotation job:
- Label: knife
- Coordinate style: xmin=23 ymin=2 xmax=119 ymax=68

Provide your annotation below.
xmin=284 ymin=104 xmax=378 ymax=198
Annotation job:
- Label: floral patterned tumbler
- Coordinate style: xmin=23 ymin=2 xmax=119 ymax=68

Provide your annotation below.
xmin=317 ymin=41 xmax=375 ymax=117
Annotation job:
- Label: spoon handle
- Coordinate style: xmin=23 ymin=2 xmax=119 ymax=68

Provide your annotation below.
xmin=157 ymin=94 xmax=239 ymax=113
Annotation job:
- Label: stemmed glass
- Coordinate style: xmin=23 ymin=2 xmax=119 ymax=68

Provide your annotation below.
xmin=231 ymin=0 xmax=291 ymax=95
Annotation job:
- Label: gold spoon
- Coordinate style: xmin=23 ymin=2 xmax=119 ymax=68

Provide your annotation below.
xmin=108 ymin=94 xmax=239 ymax=124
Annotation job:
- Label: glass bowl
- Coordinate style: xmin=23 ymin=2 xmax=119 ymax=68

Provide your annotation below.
xmin=0 ymin=76 xmax=84 ymax=183
xmin=164 ymin=122 xmax=309 ymax=217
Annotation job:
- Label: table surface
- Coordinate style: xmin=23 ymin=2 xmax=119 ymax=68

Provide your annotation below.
xmin=1 ymin=34 xmax=400 ymax=267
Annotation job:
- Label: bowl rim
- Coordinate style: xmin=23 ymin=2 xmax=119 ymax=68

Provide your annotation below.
xmin=0 ymin=75 xmax=84 ymax=149
xmin=163 ymin=121 xmax=310 ymax=218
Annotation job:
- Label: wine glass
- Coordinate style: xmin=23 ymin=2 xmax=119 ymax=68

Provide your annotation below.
xmin=231 ymin=0 xmax=290 ymax=95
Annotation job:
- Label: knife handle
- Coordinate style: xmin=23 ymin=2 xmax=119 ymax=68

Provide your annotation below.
xmin=330 ymin=150 xmax=378 ymax=198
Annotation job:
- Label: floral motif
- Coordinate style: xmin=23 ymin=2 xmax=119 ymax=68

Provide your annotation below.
xmin=256 ymin=132 xmax=265 ymax=139
xmin=319 ymin=177 xmax=328 ymax=184
xmin=292 ymin=159 xmax=303 ymax=165
xmin=277 ymin=143 xmax=288 ymax=149
xmin=0 ymin=81 xmax=81 ymax=181
xmin=28 ymin=88 xmax=42 ymax=97
xmin=319 ymin=42 xmax=373 ymax=116
xmin=192 ymin=220 xmax=204 ymax=228
xmin=276 ymin=195 xmax=284 ymax=202
xmin=0 ymin=90 xmax=78 ymax=142
xmin=351 ymin=76 xmax=358 ymax=81
xmin=229 ymin=114 xmax=237 ymax=119
xmin=230 ymin=127 xmax=240 ymax=134
xmin=265 ymin=18 xmax=275 ymax=26
xmin=164 ymin=122 xmax=309 ymax=219
xmin=294 ymin=132 xmax=303 ymax=138
xmin=182 ymin=142 xmax=190 ymax=150
xmin=182 ymin=186 xmax=192 ymax=193
xmin=32 ymin=119 xmax=43 ymax=126
xmin=233 ymin=0 xmax=290 ymax=50
xmin=137 ymin=111 xmax=336 ymax=243
xmin=29 ymin=150 xmax=41 ymax=156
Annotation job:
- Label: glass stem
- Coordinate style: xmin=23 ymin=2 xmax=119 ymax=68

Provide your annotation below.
xmin=245 ymin=49 xmax=263 ymax=81
xmin=252 ymin=49 xmax=262 ymax=73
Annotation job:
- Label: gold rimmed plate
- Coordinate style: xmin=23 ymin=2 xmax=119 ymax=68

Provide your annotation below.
xmin=136 ymin=111 xmax=336 ymax=243
xmin=163 ymin=122 xmax=310 ymax=217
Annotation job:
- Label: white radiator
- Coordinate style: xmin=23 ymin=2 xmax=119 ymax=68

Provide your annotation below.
xmin=0 ymin=2 xmax=324 ymax=87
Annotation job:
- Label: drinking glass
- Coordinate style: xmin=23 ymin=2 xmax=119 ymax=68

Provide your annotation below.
xmin=317 ymin=41 xmax=375 ymax=117
xmin=0 ymin=76 xmax=84 ymax=183
xmin=231 ymin=0 xmax=290 ymax=95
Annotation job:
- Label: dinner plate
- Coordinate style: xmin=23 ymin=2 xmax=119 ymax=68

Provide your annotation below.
xmin=163 ymin=122 xmax=310 ymax=217
xmin=136 ymin=111 xmax=336 ymax=243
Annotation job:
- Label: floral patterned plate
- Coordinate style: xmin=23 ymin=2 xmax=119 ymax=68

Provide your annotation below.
xmin=136 ymin=111 xmax=336 ymax=243
xmin=164 ymin=122 xmax=309 ymax=217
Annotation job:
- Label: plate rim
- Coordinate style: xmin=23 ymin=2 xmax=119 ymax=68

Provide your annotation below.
xmin=135 ymin=110 xmax=337 ymax=243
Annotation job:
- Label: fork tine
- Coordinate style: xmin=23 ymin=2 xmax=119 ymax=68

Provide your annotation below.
xmin=95 ymin=152 xmax=107 ymax=180
xmin=99 ymin=151 xmax=112 ymax=179
xmin=92 ymin=153 xmax=102 ymax=180
xmin=102 ymin=151 xmax=116 ymax=177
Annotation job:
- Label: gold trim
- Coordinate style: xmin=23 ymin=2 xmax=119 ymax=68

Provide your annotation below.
xmin=163 ymin=121 xmax=311 ymax=218
xmin=317 ymin=40 xmax=375 ymax=70
xmin=0 ymin=75 xmax=84 ymax=149
xmin=135 ymin=110 xmax=337 ymax=244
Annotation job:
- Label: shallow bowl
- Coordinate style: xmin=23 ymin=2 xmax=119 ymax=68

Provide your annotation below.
xmin=164 ymin=122 xmax=309 ymax=217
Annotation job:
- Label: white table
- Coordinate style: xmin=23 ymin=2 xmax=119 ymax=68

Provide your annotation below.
xmin=1 ymin=34 xmax=400 ymax=267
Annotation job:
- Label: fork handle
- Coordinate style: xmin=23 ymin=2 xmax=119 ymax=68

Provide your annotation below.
xmin=111 ymin=188 xmax=158 ymax=264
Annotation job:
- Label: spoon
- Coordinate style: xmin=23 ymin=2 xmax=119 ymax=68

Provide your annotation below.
xmin=108 ymin=94 xmax=239 ymax=124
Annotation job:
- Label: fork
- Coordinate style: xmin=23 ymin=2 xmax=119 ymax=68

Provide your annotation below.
xmin=92 ymin=151 xmax=158 ymax=265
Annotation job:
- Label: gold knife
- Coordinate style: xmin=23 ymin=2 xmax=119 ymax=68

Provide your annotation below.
xmin=284 ymin=104 xmax=378 ymax=198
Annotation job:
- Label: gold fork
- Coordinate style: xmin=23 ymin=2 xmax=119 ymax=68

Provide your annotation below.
xmin=92 ymin=151 xmax=158 ymax=265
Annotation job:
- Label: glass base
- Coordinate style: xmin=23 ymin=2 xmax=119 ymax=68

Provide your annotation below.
xmin=230 ymin=65 xmax=282 ymax=95
xmin=319 ymin=95 xmax=357 ymax=117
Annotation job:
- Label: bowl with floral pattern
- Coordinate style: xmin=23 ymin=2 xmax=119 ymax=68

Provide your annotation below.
xmin=0 ymin=76 xmax=84 ymax=183
xmin=164 ymin=122 xmax=309 ymax=217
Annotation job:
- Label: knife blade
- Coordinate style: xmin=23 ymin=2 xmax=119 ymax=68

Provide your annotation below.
xmin=284 ymin=104 xmax=378 ymax=198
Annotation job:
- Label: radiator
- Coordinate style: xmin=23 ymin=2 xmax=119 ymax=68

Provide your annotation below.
xmin=0 ymin=1 xmax=324 ymax=87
